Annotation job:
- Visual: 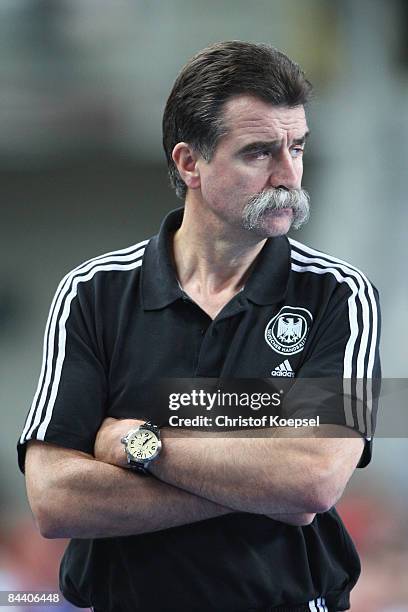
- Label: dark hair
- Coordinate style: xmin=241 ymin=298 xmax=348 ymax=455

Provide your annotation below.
xmin=162 ymin=40 xmax=313 ymax=199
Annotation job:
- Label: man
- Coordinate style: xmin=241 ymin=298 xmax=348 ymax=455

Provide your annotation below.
xmin=18 ymin=41 xmax=381 ymax=612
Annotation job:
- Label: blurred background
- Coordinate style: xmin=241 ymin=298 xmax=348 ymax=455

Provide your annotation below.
xmin=1 ymin=0 xmax=407 ymax=610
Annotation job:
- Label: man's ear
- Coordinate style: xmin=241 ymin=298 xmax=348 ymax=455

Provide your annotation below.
xmin=172 ymin=143 xmax=201 ymax=190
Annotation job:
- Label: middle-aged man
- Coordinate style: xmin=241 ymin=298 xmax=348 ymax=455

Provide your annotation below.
xmin=18 ymin=41 xmax=381 ymax=612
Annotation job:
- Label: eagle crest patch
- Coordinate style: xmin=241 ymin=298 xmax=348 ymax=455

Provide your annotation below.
xmin=265 ymin=306 xmax=313 ymax=355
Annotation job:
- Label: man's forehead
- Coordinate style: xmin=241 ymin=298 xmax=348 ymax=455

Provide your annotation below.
xmin=221 ymin=95 xmax=307 ymax=140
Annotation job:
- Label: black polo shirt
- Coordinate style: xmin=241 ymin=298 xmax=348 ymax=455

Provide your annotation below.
xmin=18 ymin=207 xmax=381 ymax=612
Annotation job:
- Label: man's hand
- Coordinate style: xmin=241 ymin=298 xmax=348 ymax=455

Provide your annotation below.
xmin=94 ymin=417 xmax=144 ymax=467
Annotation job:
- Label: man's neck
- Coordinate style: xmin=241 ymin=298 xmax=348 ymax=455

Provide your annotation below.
xmin=172 ymin=201 xmax=266 ymax=298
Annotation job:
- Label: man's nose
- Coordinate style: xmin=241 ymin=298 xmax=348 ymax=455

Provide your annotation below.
xmin=268 ymin=152 xmax=300 ymax=190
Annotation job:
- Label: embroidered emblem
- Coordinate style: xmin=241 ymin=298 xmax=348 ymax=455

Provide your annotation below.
xmin=265 ymin=306 xmax=313 ymax=355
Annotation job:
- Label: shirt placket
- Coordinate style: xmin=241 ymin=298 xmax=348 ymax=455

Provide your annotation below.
xmin=194 ymin=297 xmax=248 ymax=377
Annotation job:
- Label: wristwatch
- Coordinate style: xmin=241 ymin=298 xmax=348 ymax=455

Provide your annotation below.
xmin=121 ymin=421 xmax=162 ymax=474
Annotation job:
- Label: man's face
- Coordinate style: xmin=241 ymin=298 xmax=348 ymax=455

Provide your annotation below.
xmin=195 ymin=95 xmax=309 ymax=238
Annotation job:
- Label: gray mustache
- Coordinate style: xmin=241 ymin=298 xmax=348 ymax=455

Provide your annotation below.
xmin=243 ymin=188 xmax=310 ymax=230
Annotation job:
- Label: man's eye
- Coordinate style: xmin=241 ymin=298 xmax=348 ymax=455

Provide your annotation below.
xmin=246 ymin=150 xmax=270 ymax=160
xmin=291 ymin=147 xmax=305 ymax=158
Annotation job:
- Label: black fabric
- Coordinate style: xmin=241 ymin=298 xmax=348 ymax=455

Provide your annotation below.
xmin=18 ymin=207 xmax=381 ymax=612
xmin=60 ymin=512 xmax=356 ymax=611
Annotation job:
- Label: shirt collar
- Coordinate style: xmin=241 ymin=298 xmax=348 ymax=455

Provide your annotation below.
xmin=141 ymin=208 xmax=185 ymax=310
xmin=243 ymin=231 xmax=291 ymax=305
xmin=141 ymin=207 xmax=291 ymax=310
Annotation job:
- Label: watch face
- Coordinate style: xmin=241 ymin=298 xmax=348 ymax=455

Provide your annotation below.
xmin=127 ymin=429 xmax=159 ymax=462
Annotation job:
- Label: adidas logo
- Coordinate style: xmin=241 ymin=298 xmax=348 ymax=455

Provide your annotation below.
xmin=271 ymin=359 xmax=295 ymax=377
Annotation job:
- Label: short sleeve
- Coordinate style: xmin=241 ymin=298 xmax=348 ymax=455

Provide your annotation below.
xmin=17 ymin=270 xmax=108 ymax=473
xmin=284 ymin=282 xmax=381 ymax=468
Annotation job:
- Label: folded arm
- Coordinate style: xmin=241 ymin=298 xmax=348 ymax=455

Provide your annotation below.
xmin=25 ymin=419 xmax=318 ymax=540
xmin=25 ymin=439 xmax=233 ymax=539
